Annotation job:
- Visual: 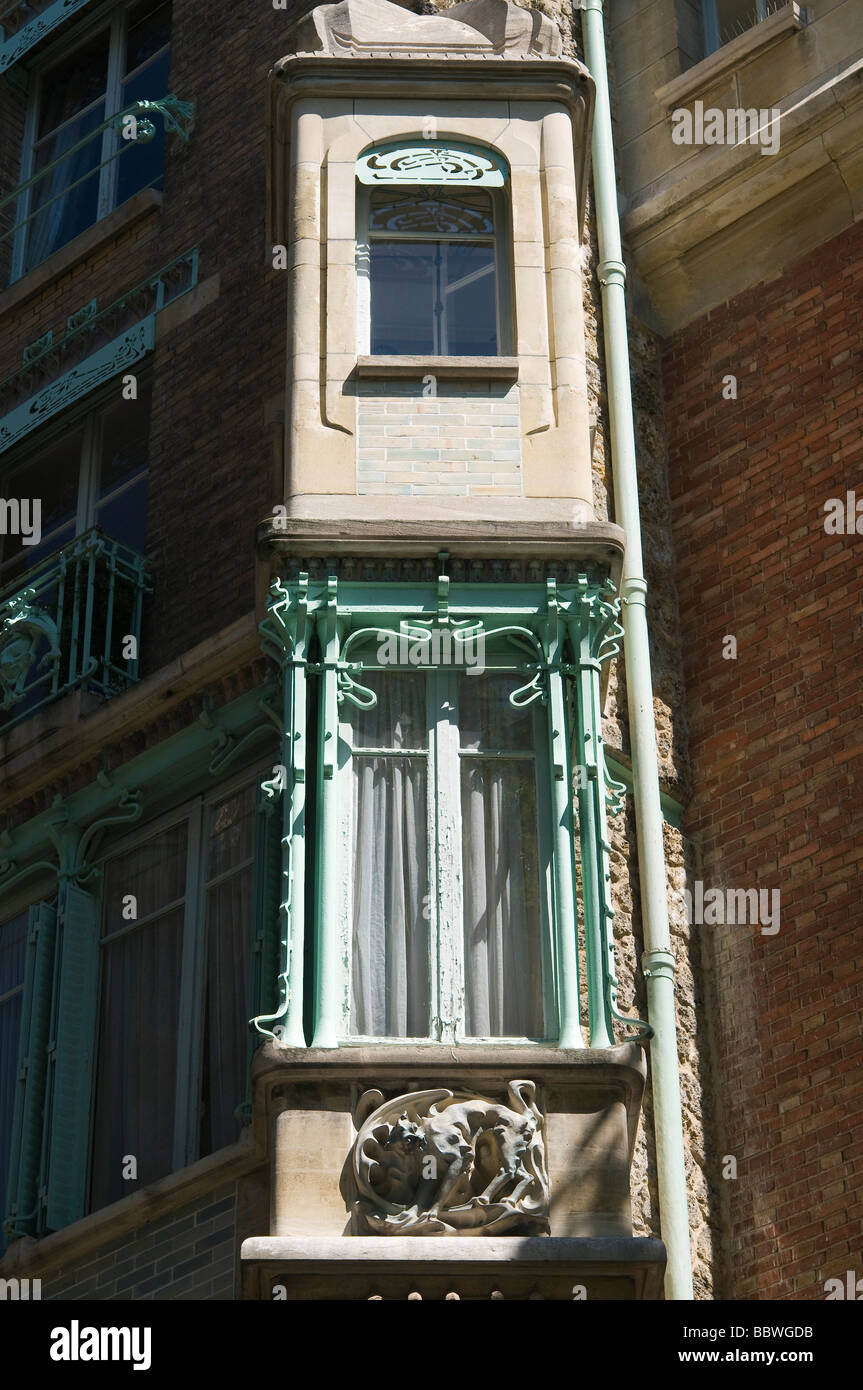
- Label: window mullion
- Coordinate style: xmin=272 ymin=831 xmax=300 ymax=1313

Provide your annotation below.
xmin=173 ymin=802 xmax=205 ymax=1170
xmin=99 ymin=9 xmax=126 ymax=217
xmin=78 ymin=410 xmax=100 ymax=533
xmin=433 ymin=669 xmax=462 ymax=1042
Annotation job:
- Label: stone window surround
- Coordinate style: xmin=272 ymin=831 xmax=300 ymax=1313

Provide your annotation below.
xmin=267 ymin=58 xmax=596 ymax=507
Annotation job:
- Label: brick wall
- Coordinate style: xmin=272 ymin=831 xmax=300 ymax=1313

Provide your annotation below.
xmin=357 ymin=381 xmax=522 ymax=496
xmin=41 ymin=1185 xmax=237 ymax=1301
xmin=662 ymin=216 xmax=863 ymax=1299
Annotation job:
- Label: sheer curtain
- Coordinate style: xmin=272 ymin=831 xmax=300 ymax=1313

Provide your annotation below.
xmin=199 ymin=786 xmax=255 ymax=1156
xmin=349 ymin=673 xmax=429 ymax=1036
xmin=459 ymin=675 xmax=544 ymax=1037
xmin=0 ymin=911 xmax=27 ymax=1252
xmin=90 ymin=827 xmax=186 ymax=1210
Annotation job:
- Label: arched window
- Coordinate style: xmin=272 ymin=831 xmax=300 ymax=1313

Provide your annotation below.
xmin=356 ymin=141 xmax=511 ymax=357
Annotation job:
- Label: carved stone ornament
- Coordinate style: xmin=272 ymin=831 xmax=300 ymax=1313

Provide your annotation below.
xmin=294 ymin=0 xmax=562 ymax=58
xmin=351 ymin=1080 xmax=550 ymax=1235
xmin=0 ymin=591 xmax=59 ymax=709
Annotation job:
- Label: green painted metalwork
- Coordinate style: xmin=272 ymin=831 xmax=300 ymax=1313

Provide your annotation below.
xmin=0 ymin=249 xmax=198 ymax=453
xmin=2 ymin=322 xmax=154 ymax=454
xmin=604 ymin=753 xmax=685 ymax=830
xmin=0 ymin=528 xmax=151 ymax=734
xmin=0 ymin=0 xmax=93 ymax=74
xmin=263 ymin=572 xmax=641 ymax=1049
xmin=254 ymin=577 xmax=311 ymax=1049
xmin=0 ymin=95 xmax=195 ymax=248
xmin=357 ymin=141 xmax=507 ymax=186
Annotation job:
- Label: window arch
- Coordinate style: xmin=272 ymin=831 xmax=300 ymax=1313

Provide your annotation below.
xmin=356 ymin=140 xmax=513 ymax=357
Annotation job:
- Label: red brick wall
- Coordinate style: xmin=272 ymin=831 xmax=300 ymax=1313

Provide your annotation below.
xmin=663 ymin=217 xmax=863 ymax=1299
xmin=0 ymin=0 xmax=303 ymax=673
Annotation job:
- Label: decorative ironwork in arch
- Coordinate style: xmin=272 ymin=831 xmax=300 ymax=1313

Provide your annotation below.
xmin=357 ymin=141 xmax=507 ymax=187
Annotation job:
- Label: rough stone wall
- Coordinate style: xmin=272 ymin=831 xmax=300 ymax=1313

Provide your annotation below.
xmin=662 ymin=216 xmax=863 ymax=1299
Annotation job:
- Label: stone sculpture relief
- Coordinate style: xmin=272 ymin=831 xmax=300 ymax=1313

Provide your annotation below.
xmin=294 ymin=0 xmax=562 ymax=58
xmin=350 ymin=1080 xmax=550 ymax=1235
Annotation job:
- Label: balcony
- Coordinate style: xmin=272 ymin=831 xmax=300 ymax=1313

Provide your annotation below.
xmin=0 ymin=528 xmax=150 ymax=734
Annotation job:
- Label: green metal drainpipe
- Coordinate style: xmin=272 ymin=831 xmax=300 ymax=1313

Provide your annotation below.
xmin=580 ymin=0 xmax=695 ymax=1301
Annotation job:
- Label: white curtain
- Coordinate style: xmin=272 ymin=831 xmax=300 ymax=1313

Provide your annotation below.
xmin=461 ymin=757 xmax=544 ymax=1036
xmin=350 ymin=673 xmax=429 ymax=1036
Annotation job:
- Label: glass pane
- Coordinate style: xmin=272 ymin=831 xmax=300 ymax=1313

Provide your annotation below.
xmin=351 ymin=756 xmax=429 ymax=1036
xmin=199 ymin=866 xmax=252 ymax=1156
xmin=459 ymin=672 xmax=535 ymax=751
xmin=461 ymin=757 xmax=544 ymax=1036
xmin=348 ymin=671 xmax=428 ymax=750
xmin=369 ymin=188 xmax=493 ymax=236
xmin=94 ymin=476 xmax=148 ymax=554
xmin=38 ymin=32 xmax=110 ymax=137
xmin=370 ymin=242 xmax=435 ymax=355
xmin=102 ymin=823 xmax=188 ymax=931
xmin=0 ymin=430 xmax=83 ymax=581
xmin=116 ymin=50 xmax=171 ymax=206
xmin=90 ymin=907 xmax=183 ymax=1208
xmin=206 ymin=785 xmax=255 ymax=881
xmin=125 ymin=0 xmax=172 ymax=73
xmin=26 ymin=102 xmax=105 ymax=271
xmin=442 ymin=243 xmax=497 ymax=354
xmin=97 ymin=391 xmax=151 ymax=496
xmin=716 ymin=0 xmax=760 ymax=43
xmin=0 ymin=911 xmax=27 ymax=1258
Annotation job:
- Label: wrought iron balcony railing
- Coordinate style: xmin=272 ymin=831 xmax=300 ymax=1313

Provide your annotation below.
xmin=0 ymin=95 xmax=194 ymax=263
xmin=0 ymin=529 xmax=150 ymax=734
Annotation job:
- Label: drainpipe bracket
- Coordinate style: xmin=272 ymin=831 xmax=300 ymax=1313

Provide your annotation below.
xmin=642 ymin=949 xmax=676 ymax=982
xmin=598 ymin=257 xmax=627 ymax=289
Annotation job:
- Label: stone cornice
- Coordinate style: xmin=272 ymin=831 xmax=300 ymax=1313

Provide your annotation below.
xmin=266 ymin=54 xmax=594 ymax=244
xmin=624 ymin=57 xmax=863 ymax=333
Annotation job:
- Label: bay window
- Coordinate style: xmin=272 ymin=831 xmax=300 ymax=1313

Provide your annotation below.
xmin=343 ymin=668 xmax=551 ymax=1041
xmin=356 ymin=141 xmax=511 ymax=357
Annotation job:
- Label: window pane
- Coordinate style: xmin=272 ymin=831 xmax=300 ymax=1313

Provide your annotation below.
xmin=38 ymin=32 xmax=109 ymax=137
xmin=349 ymin=671 xmax=428 ymax=750
xmin=370 ymin=242 xmax=436 ymax=355
xmin=716 ymin=0 xmax=760 ymax=44
xmin=116 ymin=49 xmax=171 ymax=206
xmin=369 ymin=189 xmax=493 ymax=236
xmin=125 ymin=0 xmax=172 ymax=73
xmin=0 ymin=430 xmax=83 ymax=582
xmin=98 ymin=391 xmax=150 ymax=497
xmin=90 ymin=907 xmax=183 ymax=1208
xmin=102 ymin=824 xmax=188 ymax=930
xmin=351 ymin=756 xmax=429 ymax=1036
xmin=0 ymin=911 xmax=27 ymax=1255
xmin=442 ymin=243 xmax=497 ymax=354
xmin=95 ymin=477 xmax=148 ymax=554
xmin=461 ymin=757 xmax=544 ymax=1036
xmin=26 ymin=102 xmax=105 ymax=271
xmin=199 ymin=786 xmax=255 ymax=1157
xmin=459 ymin=672 xmax=535 ymax=751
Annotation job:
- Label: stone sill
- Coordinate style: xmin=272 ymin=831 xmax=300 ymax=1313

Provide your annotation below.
xmin=241 ymin=1235 xmax=667 ymax=1299
xmin=655 ymin=2 xmax=807 ymax=109
xmin=0 ymin=1135 xmax=260 ymax=1280
xmin=355 ymin=354 xmax=519 ymax=381
xmin=0 ymin=188 xmax=163 ymax=318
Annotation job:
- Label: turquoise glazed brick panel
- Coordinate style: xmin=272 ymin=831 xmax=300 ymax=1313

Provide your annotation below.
xmin=357 ymin=381 xmax=522 ymax=496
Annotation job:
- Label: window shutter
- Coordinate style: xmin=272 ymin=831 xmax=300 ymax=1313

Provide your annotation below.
xmin=44 ymin=882 xmax=99 ymax=1233
xmin=4 ymin=902 xmax=57 ymax=1240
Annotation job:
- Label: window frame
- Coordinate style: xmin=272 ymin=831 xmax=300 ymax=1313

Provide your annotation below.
xmin=0 ymin=371 xmax=151 ymax=588
xmin=88 ymin=761 xmax=263 ymax=1208
xmin=10 ymin=0 xmax=172 ymax=282
xmin=355 ymin=145 xmax=514 ymax=359
xmin=337 ymin=663 xmax=556 ymax=1046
